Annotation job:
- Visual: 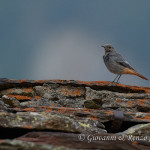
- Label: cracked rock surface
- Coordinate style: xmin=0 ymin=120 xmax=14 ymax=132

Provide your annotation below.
xmin=0 ymin=79 xmax=150 ymax=149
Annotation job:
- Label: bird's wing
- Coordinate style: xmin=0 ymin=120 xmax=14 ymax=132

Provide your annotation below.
xmin=110 ymin=52 xmax=134 ymax=70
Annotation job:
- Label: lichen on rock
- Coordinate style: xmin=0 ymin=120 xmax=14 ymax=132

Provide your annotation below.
xmin=0 ymin=79 xmax=150 ymax=149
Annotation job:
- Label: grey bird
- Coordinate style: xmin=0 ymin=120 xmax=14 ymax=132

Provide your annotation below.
xmin=102 ymin=44 xmax=148 ymax=83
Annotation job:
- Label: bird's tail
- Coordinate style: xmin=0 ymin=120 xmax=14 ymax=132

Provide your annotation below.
xmin=134 ymin=72 xmax=148 ymax=80
xmin=122 ymin=68 xmax=148 ymax=80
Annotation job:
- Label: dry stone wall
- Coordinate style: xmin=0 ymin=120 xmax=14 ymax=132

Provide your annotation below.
xmin=0 ymin=79 xmax=150 ymax=149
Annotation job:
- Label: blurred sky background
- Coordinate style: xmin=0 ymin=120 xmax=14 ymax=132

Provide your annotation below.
xmin=0 ymin=0 xmax=150 ymax=86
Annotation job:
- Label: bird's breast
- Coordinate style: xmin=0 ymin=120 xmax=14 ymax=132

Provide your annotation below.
xmin=103 ymin=53 xmax=123 ymax=74
xmin=103 ymin=54 xmax=110 ymax=62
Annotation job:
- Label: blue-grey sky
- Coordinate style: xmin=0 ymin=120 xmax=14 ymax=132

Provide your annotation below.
xmin=0 ymin=0 xmax=150 ymax=86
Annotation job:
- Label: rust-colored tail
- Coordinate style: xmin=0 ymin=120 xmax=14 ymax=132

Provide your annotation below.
xmin=122 ymin=68 xmax=148 ymax=80
xmin=134 ymin=72 xmax=148 ymax=80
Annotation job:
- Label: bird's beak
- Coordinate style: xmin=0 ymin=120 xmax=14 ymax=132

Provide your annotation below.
xmin=101 ymin=45 xmax=104 ymax=48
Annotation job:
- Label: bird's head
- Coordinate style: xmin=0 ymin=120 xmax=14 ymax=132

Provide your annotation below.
xmin=101 ymin=44 xmax=115 ymax=53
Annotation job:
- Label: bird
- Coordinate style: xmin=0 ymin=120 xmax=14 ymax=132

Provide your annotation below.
xmin=101 ymin=44 xmax=148 ymax=83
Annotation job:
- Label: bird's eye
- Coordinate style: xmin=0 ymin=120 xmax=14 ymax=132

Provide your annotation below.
xmin=109 ymin=46 xmax=111 ymax=49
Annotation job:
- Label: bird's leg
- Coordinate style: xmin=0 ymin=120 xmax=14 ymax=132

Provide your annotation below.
xmin=116 ymin=75 xmax=122 ymax=83
xmin=112 ymin=75 xmax=119 ymax=83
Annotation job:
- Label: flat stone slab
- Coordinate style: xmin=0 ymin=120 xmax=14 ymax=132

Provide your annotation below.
xmin=0 ymin=79 xmax=150 ymax=93
xmin=14 ymin=106 xmax=150 ymax=123
xmin=16 ymin=132 xmax=150 ymax=150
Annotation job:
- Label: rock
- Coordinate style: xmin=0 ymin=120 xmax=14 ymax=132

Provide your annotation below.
xmin=2 ymin=95 xmax=20 ymax=107
xmin=13 ymin=106 xmax=150 ymax=123
xmin=34 ymin=85 xmax=85 ymax=99
xmin=118 ymin=123 xmax=150 ymax=146
xmin=20 ymin=98 xmax=60 ymax=107
xmin=120 ymin=123 xmax=150 ymax=138
xmin=84 ymin=100 xmax=101 ymax=109
xmin=0 ymin=112 xmax=106 ymax=133
xmin=0 ymin=87 xmax=34 ymax=97
xmin=34 ymin=85 xmax=85 ymax=108
xmin=0 ymin=99 xmax=9 ymax=112
xmin=57 ymin=85 xmax=85 ymax=98
xmin=0 ymin=79 xmax=150 ymax=149
xmin=85 ymin=87 xmax=150 ymax=112
xmin=16 ymin=132 xmax=150 ymax=150
xmin=0 ymin=139 xmax=74 ymax=150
